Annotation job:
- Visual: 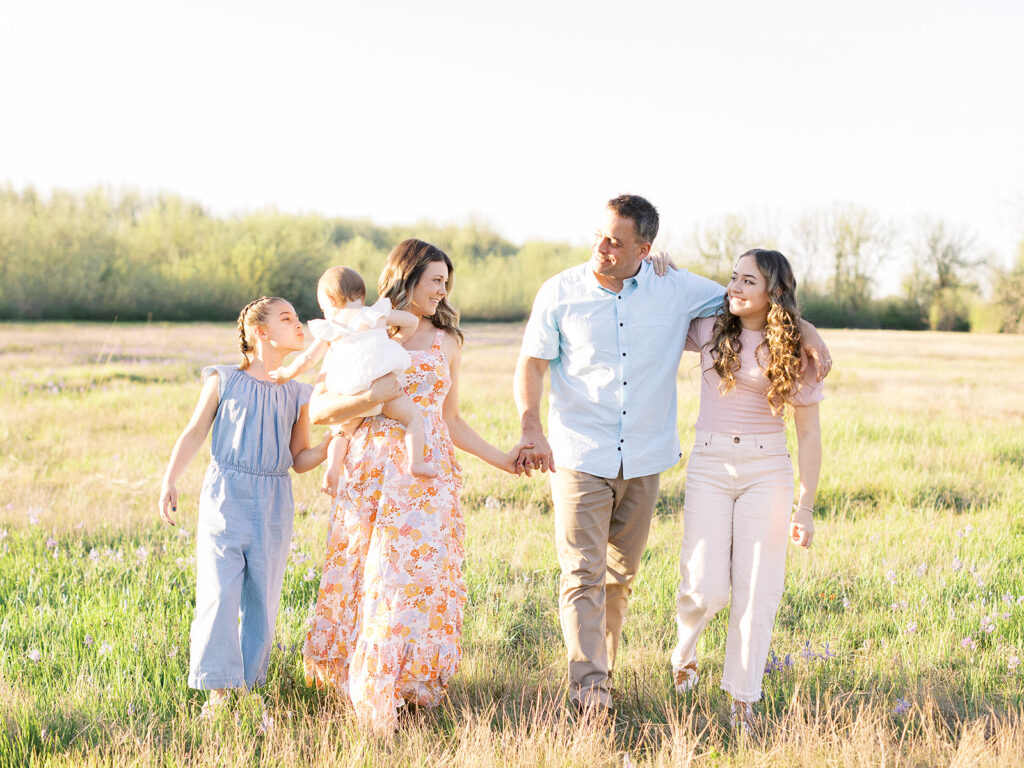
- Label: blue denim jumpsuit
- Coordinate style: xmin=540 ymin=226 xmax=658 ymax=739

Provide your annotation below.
xmin=187 ymin=365 xmax=311 ymax=690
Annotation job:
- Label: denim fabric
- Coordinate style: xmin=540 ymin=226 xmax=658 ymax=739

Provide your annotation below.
xmin=186 ymin=365 xmax=310 ymax=690
xmin=188 ymin=464 xmax=294 ymax=689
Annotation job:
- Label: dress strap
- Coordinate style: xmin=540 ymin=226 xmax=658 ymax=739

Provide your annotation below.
xmin=431 ymin=328 xmax=445 ymax=351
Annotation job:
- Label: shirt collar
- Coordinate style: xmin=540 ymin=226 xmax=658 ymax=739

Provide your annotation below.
xmin=582 ymin=260 xmax=648 ymax=295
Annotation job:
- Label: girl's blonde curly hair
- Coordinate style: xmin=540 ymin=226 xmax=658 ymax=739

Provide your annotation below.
xmin=708 ymin=249 xmax=803 ymax=416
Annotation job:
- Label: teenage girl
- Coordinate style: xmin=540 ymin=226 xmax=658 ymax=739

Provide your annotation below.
xmin=270 ymin=266 xmax=435 ymax=495
xmin=158 ymin=296 xmax=330 ymax=714
xmin=671 ymin=249 xmax=823 ymax=732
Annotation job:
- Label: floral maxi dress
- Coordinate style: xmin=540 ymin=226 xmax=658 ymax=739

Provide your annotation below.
xmin=303 ymin=329 xmax=465 ymax=731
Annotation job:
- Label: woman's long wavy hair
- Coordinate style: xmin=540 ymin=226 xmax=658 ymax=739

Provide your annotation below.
xmin=708 ymin=249 xmax=803 ymax=416
xmin=378 ymin=239 xmax=464 ymax=345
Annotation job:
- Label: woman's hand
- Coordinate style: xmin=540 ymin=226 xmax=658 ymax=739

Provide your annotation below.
xmin=158 ymin=482 xmax=178 ymax=526
xmin=644 ymin=250 xmax=678 ymax=277
xmin=790 ymin=506 xmax=814 ymax=548
xmin=503 ymin=440 xmax=535 ymax=475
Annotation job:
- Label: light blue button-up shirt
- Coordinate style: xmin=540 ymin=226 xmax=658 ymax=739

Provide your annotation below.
xmin=520 ymin=261 xmax=725 ymax=480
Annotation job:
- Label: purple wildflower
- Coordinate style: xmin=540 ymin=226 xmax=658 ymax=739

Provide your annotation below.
xmin=892 ymin=698 xmax=910 ymax=715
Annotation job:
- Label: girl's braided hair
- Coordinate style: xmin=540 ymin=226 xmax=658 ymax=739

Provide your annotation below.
xmin=236 ymin=296 xmax=284 ymax=370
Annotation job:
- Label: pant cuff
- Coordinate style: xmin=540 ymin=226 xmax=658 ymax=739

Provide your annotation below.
xmin=188 ymin=675 xmax=247 ymax=690
xmin=720 ymin=683 xmax=762 ymax=703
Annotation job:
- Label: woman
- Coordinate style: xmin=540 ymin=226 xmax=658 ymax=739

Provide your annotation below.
xmin=302 ymin=239 xmax=526 ymax=732
xmin=670 ymin=249 xmax=822 ymax=731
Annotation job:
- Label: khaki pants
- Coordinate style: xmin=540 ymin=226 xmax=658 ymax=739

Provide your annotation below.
xmin=671 ymin=430 xmax=794 ymax=702
xmin=551 ymin=467 xmax=660 ymax=707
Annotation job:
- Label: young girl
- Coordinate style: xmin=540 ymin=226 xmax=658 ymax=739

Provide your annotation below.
xmin=671 ymin=249 xmax=823 ymax=732
xmin=270 ymin=265 xmax=435 ymax=495
xmin=158 ymin=296 xmax=330 ymax=714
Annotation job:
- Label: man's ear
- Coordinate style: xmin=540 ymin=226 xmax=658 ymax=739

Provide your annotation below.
xmin=639 ymin=242 xmax=652 ymax=258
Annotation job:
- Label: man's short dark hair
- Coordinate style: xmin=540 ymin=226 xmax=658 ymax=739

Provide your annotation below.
xmin=607 ymin=194 xmax=659 ymax=245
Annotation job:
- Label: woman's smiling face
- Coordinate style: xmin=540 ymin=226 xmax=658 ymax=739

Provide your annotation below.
xmin=727 ymin=254 xmax=770 ymax=326
xmin=408 ymin=260 xmax=450 ymax=317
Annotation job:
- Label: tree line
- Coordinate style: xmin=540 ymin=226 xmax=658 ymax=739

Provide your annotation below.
xmin=2 ymin=185 xmax=1022 ymax=331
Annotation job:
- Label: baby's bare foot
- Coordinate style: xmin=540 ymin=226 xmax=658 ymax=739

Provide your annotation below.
xmin=409 ymin=461 xmax=437 ymax=479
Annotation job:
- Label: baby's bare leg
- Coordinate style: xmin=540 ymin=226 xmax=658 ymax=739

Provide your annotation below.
xmin=321 ymin=431 xmax=350 ymax=497
xmin=381 ymin=395 xmax=436 ymax=478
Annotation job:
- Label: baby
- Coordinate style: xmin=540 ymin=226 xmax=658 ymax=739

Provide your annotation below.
xmin=270 ymin=266 xmax=435 ymax=495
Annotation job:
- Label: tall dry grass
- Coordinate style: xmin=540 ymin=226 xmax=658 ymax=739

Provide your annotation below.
xmin=1 ymin=322 xmax=1023 ymax=766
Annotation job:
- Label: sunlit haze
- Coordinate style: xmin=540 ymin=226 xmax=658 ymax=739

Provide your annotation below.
xmin=3 ymin=0 xmax=1022 ymax=286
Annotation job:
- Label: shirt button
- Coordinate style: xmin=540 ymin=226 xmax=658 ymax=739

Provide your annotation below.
xmin=622 ymin=410 xmax=626 ymax=415
xmin=620 ymin=439 xmax=624 ymax=443
xmin=617 ymin=447 xmax=621 ymax=451
xmin=622 ymin=352 xmax=626 ymax=357
xmin=619 ymin=322 xmax=623 ymax=327
xmin=623 ymin=381 xmax=627 ymax=386
xmin=733 ymin=436 xmax=740 ymax=444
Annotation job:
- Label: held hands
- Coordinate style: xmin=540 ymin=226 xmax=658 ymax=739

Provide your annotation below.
xmin=158 ymin=482 xmax=178 ymax=526
xmin=790 ymin=506 xmax=815 ymax=549
xmin=514 ymin=429 xmax=555 ymax=476
xmin=500 ymin=439 xmax=536 ymax=475
xmin=644 ymin=250 xmax=678 ymax=277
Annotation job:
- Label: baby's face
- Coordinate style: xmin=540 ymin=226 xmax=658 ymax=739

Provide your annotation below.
xmin=317 ymin=287 xmax=341 ymax=320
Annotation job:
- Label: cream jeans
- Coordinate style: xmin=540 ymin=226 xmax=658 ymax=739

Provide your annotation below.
xmin=671 ymin=430 xmax=793 ymax=702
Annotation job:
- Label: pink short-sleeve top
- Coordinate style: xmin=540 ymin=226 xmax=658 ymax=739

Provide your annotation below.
xmin=686 ymin=316 xmax=824 ymax=435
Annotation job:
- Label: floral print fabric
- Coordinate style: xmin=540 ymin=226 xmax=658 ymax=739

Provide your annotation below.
xmin=303 ymin=329 xmax=465 ymax=731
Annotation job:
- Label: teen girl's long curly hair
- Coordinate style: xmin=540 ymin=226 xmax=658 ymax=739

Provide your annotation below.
xmin=378 ymin=239 xmax=464 ymax=345
xmin=708 ymin=249 xmax=803 ymax=416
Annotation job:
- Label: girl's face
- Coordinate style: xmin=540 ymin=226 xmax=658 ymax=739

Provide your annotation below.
xmin=408 ymin=260 xmax=449 ymax=317
xmin=727 ymin=255 xmax=770 ymax=325
xmin=257 ymin=300 xmax=305 ymax=352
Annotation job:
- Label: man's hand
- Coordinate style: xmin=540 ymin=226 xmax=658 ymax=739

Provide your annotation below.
xmin=516 ymin=428 xmax=555 ymax=476
xmin=798 ymin=322 xmax=832 ymax=383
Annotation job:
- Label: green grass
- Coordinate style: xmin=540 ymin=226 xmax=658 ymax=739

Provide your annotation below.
xmin=1 ymin=322 xmax=1023 ymax=766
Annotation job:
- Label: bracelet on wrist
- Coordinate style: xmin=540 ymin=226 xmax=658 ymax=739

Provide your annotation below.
xmin=792 ymin=504 xmax=814 ymax=514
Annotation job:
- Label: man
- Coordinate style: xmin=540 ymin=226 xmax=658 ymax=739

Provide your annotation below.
xmin=514 ymin=194 xmax=830 ymax=711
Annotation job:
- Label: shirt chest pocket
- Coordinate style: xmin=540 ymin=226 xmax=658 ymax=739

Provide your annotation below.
xmin=629 ymin=314 xmax=681 ymax=357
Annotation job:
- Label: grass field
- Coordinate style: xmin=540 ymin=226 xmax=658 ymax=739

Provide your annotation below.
xmin=1 ymin=321 xmax=1023 ymax=767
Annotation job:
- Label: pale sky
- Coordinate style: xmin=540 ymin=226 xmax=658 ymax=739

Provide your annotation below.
xmin=3 ymin=0 xmax=1022 ymax=282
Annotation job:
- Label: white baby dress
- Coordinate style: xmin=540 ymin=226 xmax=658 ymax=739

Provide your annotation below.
xmin=308 ymin=298 xmax=412 ymax=416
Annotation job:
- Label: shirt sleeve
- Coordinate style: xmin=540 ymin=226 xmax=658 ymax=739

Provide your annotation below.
xmin=791 ymin=368 xmax=825 ymax=406
xmin=685 ymin=316 xmax=714 ymax=353
xmin=520 ymin=278 xmax=560 ymax=361
xmin=201 ymin=365 xmax=232 ymax=398
xmin=685 ymin=271 xmax=727 ymax=319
